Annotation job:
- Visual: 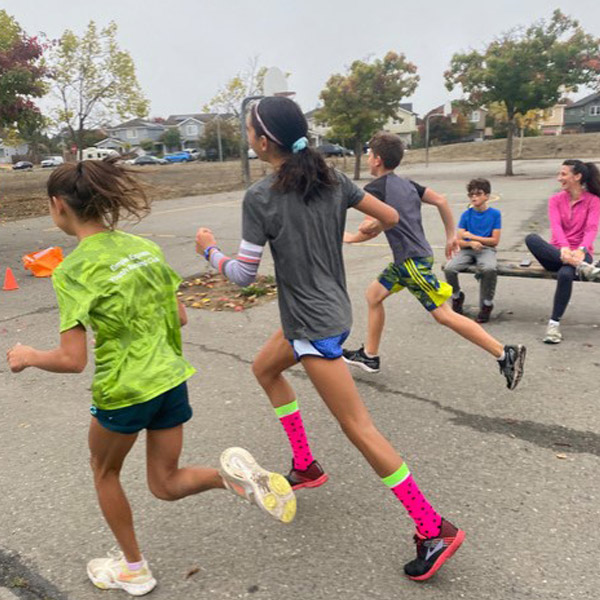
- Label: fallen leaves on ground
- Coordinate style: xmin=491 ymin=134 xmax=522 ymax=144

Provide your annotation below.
xmin=179 ymin=273 xmax=277 ymax=312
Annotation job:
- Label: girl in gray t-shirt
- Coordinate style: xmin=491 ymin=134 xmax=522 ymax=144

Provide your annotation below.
xmin=195 ymin=96 xmax=464 ymax=581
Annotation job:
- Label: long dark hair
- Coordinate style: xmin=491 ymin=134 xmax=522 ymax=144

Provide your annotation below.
xmin=250 ymin=96 xmax=337 ymax=201
xmin=563 ymin=159 xmax=600 ymax=198
xmin=47 ymin=157 xmax=151 ymax=228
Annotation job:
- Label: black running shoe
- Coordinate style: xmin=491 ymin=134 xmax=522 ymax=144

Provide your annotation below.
xmin=404 ymin=518 xmax=465 ymax=581
xmin=451 ymin=291 xmax=465 ymax=314
xmin=498 ymin=344 xmax=526 ymax=390
xmin=342 ymin=345 xmax=380 ymax=373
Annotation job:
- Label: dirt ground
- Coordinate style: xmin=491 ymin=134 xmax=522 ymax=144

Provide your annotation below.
xmin=2 ymin=133 xmax=598 ymax=222
xmin=0 ymin=157 xmax=355 ymax=222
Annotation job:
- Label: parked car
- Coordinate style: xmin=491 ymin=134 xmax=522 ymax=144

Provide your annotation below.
xmin=248 ymin=148 xmax=258 ymax=159
xmin=163 ymin=151 xmax=193 ymax=163
xmin=82 ymin=147 xmax=119 ymax=160
xmin=12 ymin=161 xmax=34 ymax=170
xmin=183 ymin=148 xmax=201 ymax=160
xmin=41 ymin=156 xmax=64 ymax=168
xmin=316 ymin=144 xmax=353 ymax=157
xmin=132 ymin=155 xmax=167 ymax=166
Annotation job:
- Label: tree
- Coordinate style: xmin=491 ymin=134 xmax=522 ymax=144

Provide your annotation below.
xmin=415 ymin=109 xmax=473 ymax=147
xmin=0 ymin=10 xmax=47 ymax=129
xmin=160 ymin=128 xmax=181 ymax=152
xmin=50 ymin=21 xmax=149 ymax=157
xmin=204 ymin=57 xmax=267 ymax=117
xmin=317 ymin=51 xmax=419 ymax=179
xmin=199 ymin=117 xmax=240 ymax=159
xmin=445 ymin=10 xmax=600 ymax=175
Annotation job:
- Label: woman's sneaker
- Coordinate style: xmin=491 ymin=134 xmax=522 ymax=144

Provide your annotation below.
xmin=404 ymin=519 xmax=465 ymax=581
xmin=543 ymin=322 xmax=562 ymax=344
xmin=220 ymin=447 xmax=297 ymax=524
xmin=87 ymin=551 xmax=156 ymax=596
xmin=497 ymin=344 xmax=526 ymax=390
xmin=576 ymin=261 xmax=600 ymax=281
xmin=342 ymin=346 xmax=380 ymax=373
xmin=285 ymin=460 xmax=329 ymax=490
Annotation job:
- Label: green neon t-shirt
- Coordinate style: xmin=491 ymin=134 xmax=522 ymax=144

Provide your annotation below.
xmin=52 ymin=230 xmax=196 ymax=410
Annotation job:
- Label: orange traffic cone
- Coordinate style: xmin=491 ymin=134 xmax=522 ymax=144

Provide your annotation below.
xmin=3 ymin=267 xmax=19 ymax=291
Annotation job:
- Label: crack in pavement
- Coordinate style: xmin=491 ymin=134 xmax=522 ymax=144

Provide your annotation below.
xmin=0 ymin=306 xmax=57 ymax=324
xmin=185 ymin=341 xmax=600 ymax=458
xmin=0 ymin=548 xmax=68 ymax=600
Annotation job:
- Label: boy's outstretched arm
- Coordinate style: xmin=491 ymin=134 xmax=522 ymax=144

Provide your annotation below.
xmin=344 ymin=218 xmax=382 ymax=243
xmin=421 ymin=188 xmax=459 ymax=259
xmin=345 ymin=193 xmax=398 ymax=243
xmin=7 ymin=325 xmax=87 ymax=373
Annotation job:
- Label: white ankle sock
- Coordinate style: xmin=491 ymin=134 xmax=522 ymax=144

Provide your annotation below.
xmin=548 ymin=319 xmax=560 ymax=327
xmin=363 ymin=349 xmax=377 ymax=358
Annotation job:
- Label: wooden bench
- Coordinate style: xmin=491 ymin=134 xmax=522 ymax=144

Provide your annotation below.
xmin=445 ymin=252 xmax=600 ymax=282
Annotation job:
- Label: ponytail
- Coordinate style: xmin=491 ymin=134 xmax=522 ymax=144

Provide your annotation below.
xmin=562 ymin=159 xmax=600 ymax=198
xmin=47 ymin=157 xmax=150 ymax=228
xmin=251 ymin=97 xmax=337 ymax=201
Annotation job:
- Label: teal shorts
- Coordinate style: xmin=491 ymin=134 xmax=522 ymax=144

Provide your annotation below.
xmin=378 ymin=257 xmax=452 ymax=312
xmin=91 ymin=382 xmax=193 ymax=434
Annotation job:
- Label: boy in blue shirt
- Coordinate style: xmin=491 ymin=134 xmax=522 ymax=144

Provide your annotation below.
xmin=343 ymin=133 xmax=525 ymax=390
xmin=443 ymin=178 xmax=501 ymax=323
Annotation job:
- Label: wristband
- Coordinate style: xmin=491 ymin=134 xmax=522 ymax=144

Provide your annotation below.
xmin=579 ymin=246 xmax=587 ymax=253
xmin=203 ymin=245 xmax=218 ymax=260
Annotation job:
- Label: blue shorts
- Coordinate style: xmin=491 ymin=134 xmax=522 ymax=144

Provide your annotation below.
xmin=91 ymin=382 xmax=193 ymax=434
xmin=289 ymin=331 xmax=350 ymax=361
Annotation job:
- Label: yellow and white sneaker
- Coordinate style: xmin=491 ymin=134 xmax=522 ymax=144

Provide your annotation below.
xmin=220 ymin=447 xmax=297 ymax=524
xmin=87 ymin=551 xmax=157 ymax=596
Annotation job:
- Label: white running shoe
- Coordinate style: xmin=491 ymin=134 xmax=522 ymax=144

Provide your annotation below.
xmin=543 ymin=322 xmax=562 ymax=344
xmin=576 ymin=261 xmax=600 ymax=282
xmin=87 ymin=551 xmax=157 ymax=596
xmin=220 ymin=447 xmax=297 ymax=524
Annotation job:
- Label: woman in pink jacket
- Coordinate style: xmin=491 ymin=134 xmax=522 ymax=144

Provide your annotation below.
xmin=526 ymin=159 xmax=600 ymax=344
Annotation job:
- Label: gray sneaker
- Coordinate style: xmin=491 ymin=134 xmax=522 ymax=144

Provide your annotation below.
xmin=543 ymin=322 xmax=562 ymax=344
xmin=576 ymin=261 xmax=600 ymax=282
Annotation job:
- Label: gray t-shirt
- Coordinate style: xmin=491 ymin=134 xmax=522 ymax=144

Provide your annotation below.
xmin=365 ymin=173 xmax=432 ymax=264
xmin=242 ymin=170 xmax=364 ymax=340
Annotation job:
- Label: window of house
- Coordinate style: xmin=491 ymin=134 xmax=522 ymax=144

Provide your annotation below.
xmin=589 ymin=105 xmax=600 ymax=116
xmin=470 ymin=110 xmax=480 ymax=122
xmin=127 ymin=129 xmax=138 ymax=139
xmin=186 ymin=124 xmax=198 ymax=136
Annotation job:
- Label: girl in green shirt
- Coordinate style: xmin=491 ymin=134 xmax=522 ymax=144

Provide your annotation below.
xmin=7 ymin=159 xmax=295 ymax=596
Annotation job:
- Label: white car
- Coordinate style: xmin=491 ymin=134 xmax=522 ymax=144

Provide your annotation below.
xmin=248 ymin=148 xmax=258 ymax=159
xmin=41 ymin=156 xmax=64 ymax=168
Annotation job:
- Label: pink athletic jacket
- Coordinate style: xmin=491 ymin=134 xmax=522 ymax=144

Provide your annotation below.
xmin=548 ymin=190 xmax=600 ymax=254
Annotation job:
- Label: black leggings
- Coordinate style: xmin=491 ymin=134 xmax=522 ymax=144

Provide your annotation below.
xmin=525 ymin=233 xmax=592 ymax=321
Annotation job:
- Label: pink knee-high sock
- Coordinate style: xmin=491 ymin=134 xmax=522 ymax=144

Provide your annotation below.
xmin=383 ymin=463 xmax=442 ymax=538
xmin=275 ymin=399 xmax=314 ymax=470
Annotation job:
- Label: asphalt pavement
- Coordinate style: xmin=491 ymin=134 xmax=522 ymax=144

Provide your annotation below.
xmin=1 ymin=158 xmax=599 ymax=599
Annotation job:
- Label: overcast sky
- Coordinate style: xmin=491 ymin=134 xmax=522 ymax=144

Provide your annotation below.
xmin=9 ymin=0 xmax=600 ymax=120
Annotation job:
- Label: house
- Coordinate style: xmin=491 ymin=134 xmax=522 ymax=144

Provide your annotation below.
xmin=563 ymin=92 xmax=600 ymax=133
xmin=538 ymin=100 xmax=572 ymax=135
xmin=106 ymin=118 xmax=166 ymax=150
xmin=381 ymin=103 xmax=418 ymax=147
xmin=304 ymin=109 xmax=329 ymax=146
xmin=0 ymin=138 xmax=29 ymax=164
xmin=465 ymin=107 xmax=490 ymax=141
xmin=164 ymin=113 xmax=236 ymax=150
xmin=96 ymin=137 xmax=129 ymax=153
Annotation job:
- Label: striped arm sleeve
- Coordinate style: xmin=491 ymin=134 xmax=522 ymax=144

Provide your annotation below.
xmin=208 ymin=239 xmax=264 ymax=287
